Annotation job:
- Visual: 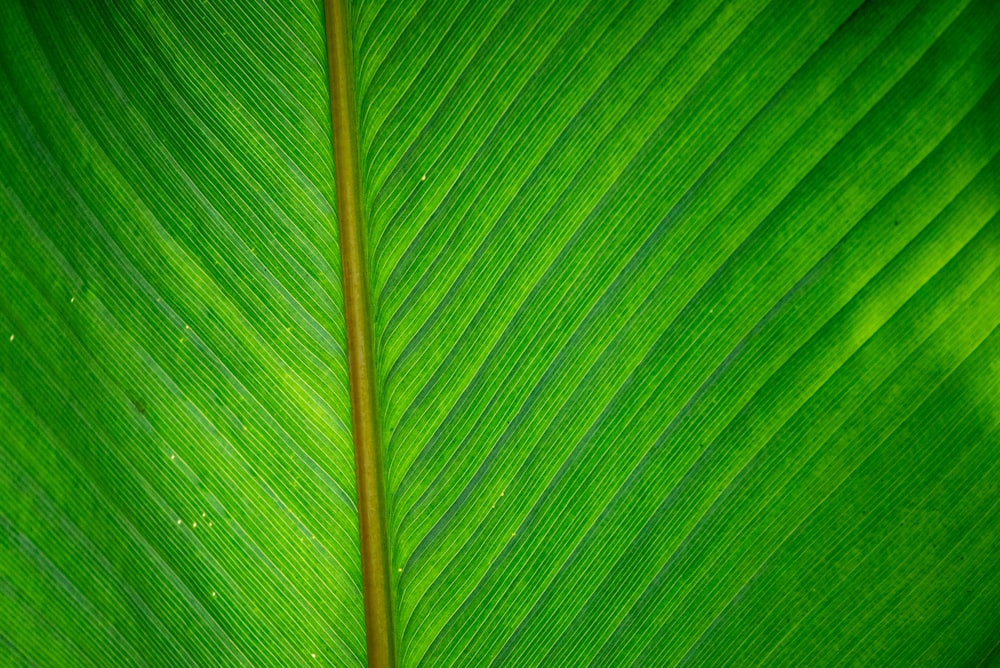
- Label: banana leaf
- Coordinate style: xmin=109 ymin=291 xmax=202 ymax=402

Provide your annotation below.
xmin=1 ymin=0 xmax=998 ymax=665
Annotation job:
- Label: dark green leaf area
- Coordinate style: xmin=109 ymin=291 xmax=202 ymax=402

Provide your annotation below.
xmin=1 ymin=0 xmax=364 ymax=665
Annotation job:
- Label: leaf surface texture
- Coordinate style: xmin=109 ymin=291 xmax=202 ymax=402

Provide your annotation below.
xmin=1 ymin=0 xmax=999 ymax=666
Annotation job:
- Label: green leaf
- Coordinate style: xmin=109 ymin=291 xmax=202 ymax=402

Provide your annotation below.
xmin=2 ymin=0 xmax=999 ymax=666
xmin=0 ymin=0 xmax=364 ymax=665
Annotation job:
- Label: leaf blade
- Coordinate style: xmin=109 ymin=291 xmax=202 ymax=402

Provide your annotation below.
xmin=0 ymin=0 xmax=365 ymax=664
xmin=354 ymin=0 xmax=1000 ymax=664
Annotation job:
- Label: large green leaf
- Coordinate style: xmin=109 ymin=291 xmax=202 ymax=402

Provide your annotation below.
xmin=2 ymin=0 xmax=999 ymax=666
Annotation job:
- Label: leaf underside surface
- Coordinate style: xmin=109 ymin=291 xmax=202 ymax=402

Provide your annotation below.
xmin=2 ymin=0 xmax=999 ymax=666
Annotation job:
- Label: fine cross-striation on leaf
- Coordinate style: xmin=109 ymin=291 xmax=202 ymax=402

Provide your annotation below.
xmin=2 ymin=0 xmax=1000 ymax=666
xmin=353 ymin=0 xmax=1000 ymax=664
xmin=0 ymin=0 xmax=364 ymax=665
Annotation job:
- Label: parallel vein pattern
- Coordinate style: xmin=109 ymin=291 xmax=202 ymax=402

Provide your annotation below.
xmin=352 ymin=0 xmax=1000 ymax=664
xmin=0 ymin=0 xmax=365 ymax=665
xmin=2 ymin=0 xmax=998 ymax=665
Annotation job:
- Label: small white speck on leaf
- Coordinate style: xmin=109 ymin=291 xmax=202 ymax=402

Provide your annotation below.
xmin=208 ymin=522 xmax=213 ymax=527
xmin=192 ymin=522 xmax=197 ymax=528
xmin=211 ymin=591 xmax=217 ymax=597
xmin=397 ymin=568 xmax=402 ymax=573
xmin=177 ymin=519 xmax=182 ymax=525
xmin=8 ymin=335 xmax=13 ymax=342
xmin=202 ymin=512 xmax=206 ymax=518
xmin=311 ymin=653 xmax=316 ymax=659
xmin=70 ymin=296 xmax=75 ymax=303
xmin=500 ymin=491 xmax=504 ymax=496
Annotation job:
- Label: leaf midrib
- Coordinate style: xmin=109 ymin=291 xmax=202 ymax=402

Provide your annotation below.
xmin=323 ymin=0 xmax=395 ymax=665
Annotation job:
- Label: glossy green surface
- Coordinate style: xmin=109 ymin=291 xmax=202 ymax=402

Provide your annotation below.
xmin=0 ymin=0 xmax=363 ymax=664
xmin=2 ymin=0 xmax=999 ymax=665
